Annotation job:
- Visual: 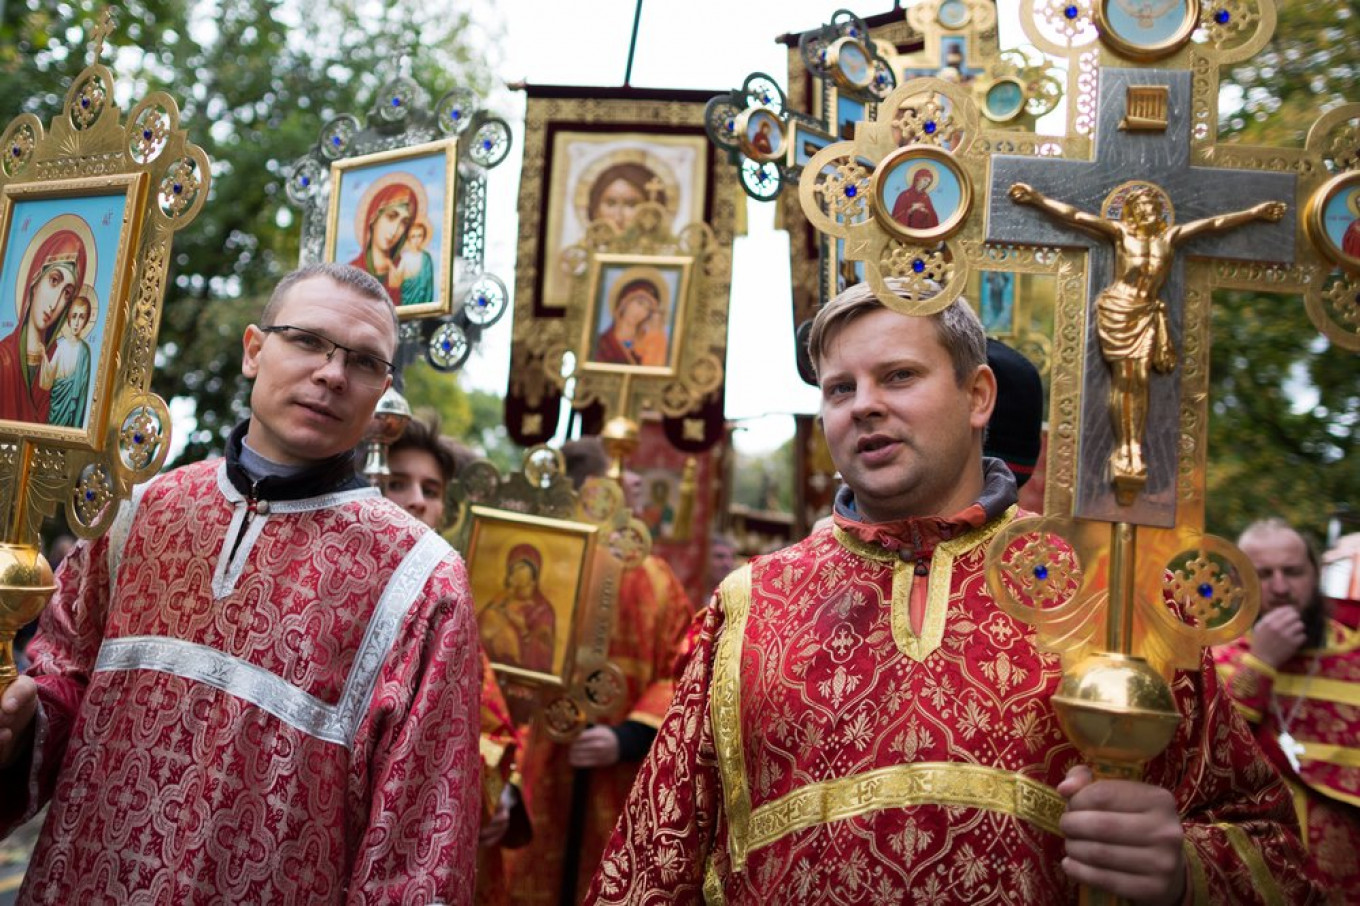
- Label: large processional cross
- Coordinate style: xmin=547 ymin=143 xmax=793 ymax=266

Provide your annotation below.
xmin=790 ymin=5 xmax=1358 ymax=901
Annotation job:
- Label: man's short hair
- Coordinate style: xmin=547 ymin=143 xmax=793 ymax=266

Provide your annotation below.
xmin=562 ymin=437 xmax=611 ymax=490
xmin=390 ymin=415 xmax=471 ymax=485
xmin=261 ymin=263 xmax=398 ymax=335
xmin=805 ymin=280 xmax=987 ymax=386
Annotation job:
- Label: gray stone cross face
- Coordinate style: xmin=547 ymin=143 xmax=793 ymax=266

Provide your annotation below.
xmin=985 ymin=67 xmax=1296 ymax=527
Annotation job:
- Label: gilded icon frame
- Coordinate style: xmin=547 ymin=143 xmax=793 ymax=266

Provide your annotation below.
xmin=1094 ymin=0 xmax=1199 ymax=62
xmin=0 ymin=173 xmax=147 ymax=445
xmin=466 ymin=505 xmax=600 ymax=688
xmin=872 ymin=144 xmax=973 ymax=242
xmin=579 ymin=252 xmax=693 ymax=377
xmin=1305 ymin=170 xmax=1360 ymax=273
xmin=324 ymin=138 xmax=458 ymax=320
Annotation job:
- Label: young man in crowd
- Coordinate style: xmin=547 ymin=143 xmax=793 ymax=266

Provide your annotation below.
xmin=587 ymin=282 xmax=1320 ymax=904
xmin=0 ymin=263 xmax=482 ymax=904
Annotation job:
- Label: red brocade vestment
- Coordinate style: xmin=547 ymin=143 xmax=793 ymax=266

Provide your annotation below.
xmin=0 ymin=458 xmax=482 ymax=904
xmin=507 ymin=554 xmax=694 ymax=905
xmin=588 ymin=514 xmax=1320 ymax=905
xmin=1214 ymin=601 xmax=1360 ymax=900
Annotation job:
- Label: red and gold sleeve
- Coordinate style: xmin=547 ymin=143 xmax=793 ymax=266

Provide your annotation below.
xmin=587 ymin=603 xmax=723 ymax=905
xmin=1150 ymin=650 xmax=1325 ymax=905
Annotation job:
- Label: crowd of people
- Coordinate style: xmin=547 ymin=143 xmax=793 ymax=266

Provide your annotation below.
xmin=1 ymin=262 xmax=1356 ymax=903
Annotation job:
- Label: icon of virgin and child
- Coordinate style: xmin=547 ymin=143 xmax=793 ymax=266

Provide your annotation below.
xmin=0 ymin=214 xmax=99 ymax=428
xmin=348 ymin=173 xmax=436 ymax=307
xmin=592 ymin=265 xmax=672 ymax=368
xmin=478 ymin=542 xmax=558 ymax=675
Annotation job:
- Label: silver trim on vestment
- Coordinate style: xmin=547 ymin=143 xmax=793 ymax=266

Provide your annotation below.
xmin=94 ymin=528 xmax=451 ymax=747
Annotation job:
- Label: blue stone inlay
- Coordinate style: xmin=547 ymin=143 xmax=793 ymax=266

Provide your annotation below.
xmin=482 ymin=138 xmax=493 ymax=150
xmin=1198 ymin=582 xmax=1214 ymax=599
xmin=442 ymin=339 xmax=452 ymax=351
xmin=11 ymin=147 xmax=20 ymax=157
xmin=85 ymin=490 xmax=95 ymax=501
xmin=172 ymin=183 xmax=182 ymax=194
xmin=1214 ymin=9 xmax=1230 ymax=24
xmin=143 ymin=129 xmax=153 ymax=140
xmin=912 ymin=259 xmax=926 ymax=273
xmin=451 ymin=109 xmax=462 ymax=120
xmin=1034 ymin=564 xmax=1049 ymax=580
xmin=924 ymin=121 xmax=937 ymax=134
xmin=845 ymin=185 xmax=858 ymax=198
xmin=331 ymin=135 xmax=342 ymax=146
xmin=1064 ymin=5 xmax=1079 ymax=19
xmin=391 ymin=97 xmax=402 ymax=107
xmin=300 ymin=175 xmax=310 ymax=187
xmin=133 ymin=433 xmax=144 ymax=444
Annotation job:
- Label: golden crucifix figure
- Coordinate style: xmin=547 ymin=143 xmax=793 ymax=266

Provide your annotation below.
xmin=1008 ymin=182 xmax=1285 ymax=499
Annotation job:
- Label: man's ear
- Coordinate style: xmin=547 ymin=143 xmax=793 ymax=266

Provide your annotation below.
xmin=241 ymin=324 xmax=264 ymax=379
xmin=969 ymin=364 xmax=998 ymax=430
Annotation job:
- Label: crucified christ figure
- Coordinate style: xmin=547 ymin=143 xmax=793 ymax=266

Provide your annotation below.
xmin=1008 ymin=182 xmax=1285 ymax=501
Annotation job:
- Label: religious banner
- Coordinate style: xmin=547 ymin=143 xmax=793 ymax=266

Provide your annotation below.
xmin=507 ymin=85 xmax=740 ymax=450
xmin=446 ymin=445 xmax=652 ymax=741
xmin=286 ymin=79 xmax=512 ymax=375
xmin=0 ymin=15 xmax=210 ymax=686
xmin=793 ymin=1 xmax=1358 ymax=885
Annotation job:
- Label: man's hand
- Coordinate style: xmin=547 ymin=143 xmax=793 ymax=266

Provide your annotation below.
xmin=1058 ymin=765 xmax=1187 ymax=906
xmin=568 ymin=726 xmax=619 ymax=769
xmin=1250 ymin=607 xmax=1307 ymax=669
xmin=0 ymin=676 xmax=38 ymax=768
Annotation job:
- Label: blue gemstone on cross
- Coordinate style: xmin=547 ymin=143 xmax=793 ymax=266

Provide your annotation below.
xmin=391 ymin=97 xmax=402 ymax=107
xmin=1034 ymin=564 xmax=1049 ymax=580
xmin=85 ymin=490 xmax=95 ymax=501
xmin=331 ymin=136 xmax=342 ymax=146
xmin=172 ymin=183 xmax=182 ymax=194
xmin=1214 ymin=9 xmax=1230 ymax=24
xmin=924 ymin=121 xmax=937 ymax=134
xmin=143 ymin=129 xmax=153 ymax=140
xmin=300 ymin=175 xmax=310 ymax=187
xmin=912 ymin=259 xmax=926 ymax=273
xmin=845 ymin=184 xmax=858 ymax=198
xmin=452 ymin=109 xmax=462 ymax=120
xmin=442 ymin=339 xmax=452 ymax=351
xmin=10 ymin=146 xmax=19 ymax=157
xmin=133 ymin=433 xmax=144 ymax=444
xmin=1064 ymin=5 xmax=1079 ymax=19
xmin=1197 ymin=582 xmax=1214 ymax=599
xmin=482 ymin=138 xmax=493 ymax=150
xmin=476 ymin=295 xmax=488 ymax=307
xmin=81 ymin=98 xmax=90 ymax=108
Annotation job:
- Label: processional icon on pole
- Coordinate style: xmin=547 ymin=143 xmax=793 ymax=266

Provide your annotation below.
xmin=0 ymin=9 xmax=210 ymax=690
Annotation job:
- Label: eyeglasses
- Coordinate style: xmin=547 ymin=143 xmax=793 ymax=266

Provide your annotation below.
xmin=260 ymin=324 xmax=394 ymax=389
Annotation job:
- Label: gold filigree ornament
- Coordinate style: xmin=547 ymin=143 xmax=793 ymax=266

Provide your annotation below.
xmin=798 ymin=76 xmax=986 ymax=314
xmin=445 ymin=447 xmax=651 ymax=742
xmin=0 ymin=12 xmax=209 ymax=689
xmin=553 ymin=194 xmax=732 ymax=427
xmin=1299 ymin=104 xmax=1360 ymax=351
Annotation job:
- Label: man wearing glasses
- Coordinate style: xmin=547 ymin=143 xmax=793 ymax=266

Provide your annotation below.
xmin=0 ymin=263 xmax=482 ymax=904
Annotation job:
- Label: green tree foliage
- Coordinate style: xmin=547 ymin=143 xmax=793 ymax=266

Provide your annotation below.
xmin=401 ymin=361 xmax=522 ymax=474
xmin=1210 ymin=1 xmax=1360 ymax=542
xmin=1 ymin=0 xmax=499 ymax=464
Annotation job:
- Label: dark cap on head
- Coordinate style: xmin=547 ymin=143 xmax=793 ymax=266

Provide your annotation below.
xmin=983 ymin=338 xmax=1043 ymax=487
